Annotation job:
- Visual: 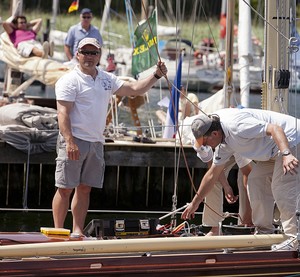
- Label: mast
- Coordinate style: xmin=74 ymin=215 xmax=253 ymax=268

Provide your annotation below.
xmin=262 ymin=0 xmax=290 ymax=113
xmin=238 ymin=0 xmax=252 ymax=108
xmin=51 ymin=0 xmax=59 ymax=30
xmin=223 ymin=0 xmax=235 ymax=108
xmin=100 ymin=0 xmax=111 ymax=35
xmin=219 ymin=0 xmax=227 ymax=52
xmin=11 ymin=0 xmax=22 ymax=15
xmin=141 ymin=0 xmax=149 ymax=20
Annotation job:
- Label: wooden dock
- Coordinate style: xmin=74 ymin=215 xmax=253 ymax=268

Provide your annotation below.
xmin=0 ymin=138 xmax=231 ymax=212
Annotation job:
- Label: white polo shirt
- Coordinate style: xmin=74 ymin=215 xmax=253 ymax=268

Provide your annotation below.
xmin=213 ymin=108 xmax=300 ymax=165
xmin=55 ymin=65 xmax=124 ymax=142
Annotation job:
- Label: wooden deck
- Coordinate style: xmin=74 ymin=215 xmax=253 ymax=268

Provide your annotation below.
xmin=0 ymin=138 xmax=203 ymax=166
xmin=0 ymin=138 xmax=229 ymax=212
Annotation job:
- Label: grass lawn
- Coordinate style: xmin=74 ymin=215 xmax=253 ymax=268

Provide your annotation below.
xmin=0 ymin=11 xmax=265 ymax=51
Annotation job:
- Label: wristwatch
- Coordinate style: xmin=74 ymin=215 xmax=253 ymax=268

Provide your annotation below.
xmin=281 ymin=149 xmax=291 ymax=156
xmin=153 ymin=72 xmax=161 ymax=79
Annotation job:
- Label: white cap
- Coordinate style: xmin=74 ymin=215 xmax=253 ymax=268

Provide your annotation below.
xmin=78 ymin=38 xmax=101 ymax=49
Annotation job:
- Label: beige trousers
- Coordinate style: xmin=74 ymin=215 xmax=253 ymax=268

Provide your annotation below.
xmin=247 ymin=144 xmax=300 ymax=236
xmin=202 ymin=157 xmax=250 ymax=227
xmin=202 ymin=157 xmax=251 ymax=227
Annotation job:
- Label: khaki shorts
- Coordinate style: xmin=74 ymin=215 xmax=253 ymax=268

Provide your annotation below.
xmin=55 ymin=134 xmax=105 ymax=189
xmin=17 ymin=39 xmax=42 ymax=57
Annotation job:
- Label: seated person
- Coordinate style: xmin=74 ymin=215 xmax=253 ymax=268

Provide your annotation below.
xmin=3 ymin=15 xmax=53 ymax=59
xmin=156 ymin=86 xmax=199 ymax=125
xmin=178 ymin=86 xmax=199 ymax=120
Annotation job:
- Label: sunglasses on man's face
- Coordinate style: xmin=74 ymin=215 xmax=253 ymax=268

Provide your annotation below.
xmin=82 ymin=16 xmax=91 ymax=19
xmin=78 ymin=50 xmax=100 ymax=56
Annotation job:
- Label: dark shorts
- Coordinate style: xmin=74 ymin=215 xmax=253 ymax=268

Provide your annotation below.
xmin=55 ymin=134 xmax=105 ymax=189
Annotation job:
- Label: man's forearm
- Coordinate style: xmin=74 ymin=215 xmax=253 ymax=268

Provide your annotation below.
xmin=267 ymin=124 xmax=290 ymax=153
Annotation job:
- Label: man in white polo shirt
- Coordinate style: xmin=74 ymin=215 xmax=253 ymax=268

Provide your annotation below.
xmin=53 ymin=37 xmax=167 ymax=237
xmin=182 ymin=108 xmax=300 ymax=250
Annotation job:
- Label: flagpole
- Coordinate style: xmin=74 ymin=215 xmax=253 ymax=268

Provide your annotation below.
xmin=141 ymin=0 xmax=160 ymax=63
xmin=51 ymin=0 xmax=59 ymax=30
xmin=140 ymin=0 xmax=171 ymax=88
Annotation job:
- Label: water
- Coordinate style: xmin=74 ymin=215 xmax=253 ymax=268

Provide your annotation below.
xmin=116 ymin=88 xmax=300 ymax=133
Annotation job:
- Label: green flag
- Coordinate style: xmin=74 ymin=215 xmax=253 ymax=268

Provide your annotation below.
xmin=131 ymin=9 xmax=158 ymax=76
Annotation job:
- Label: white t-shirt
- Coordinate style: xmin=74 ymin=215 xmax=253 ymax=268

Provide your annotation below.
xmin=55 ymin=65 xmax=124 ymax=142
xmin=213 ymin=108 xmax=300 ymax=165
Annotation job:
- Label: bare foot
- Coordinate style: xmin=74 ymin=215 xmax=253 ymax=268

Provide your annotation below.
xmin=70 ymin=232 xmax=85 ymax=238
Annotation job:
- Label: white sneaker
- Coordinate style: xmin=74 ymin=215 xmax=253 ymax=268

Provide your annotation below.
xmin=49 ymin=41 xmax=54 ymax=57
xmin=271 ymin=237 xmax=297 ymax=251
xmin=42 ymin=41 xmax=50 ymax=59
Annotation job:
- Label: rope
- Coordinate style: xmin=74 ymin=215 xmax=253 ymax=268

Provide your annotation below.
xmin=204 ymin=202 xmax=245 ymax=225
xmin=124 ymin=0 xmax=135 ymax=48
xmin=139 ymin=1 xmax=201 ymax=228
xmin=139 ymin=1 xmax=246 ymax=232
xmin=138 ymin=2 xmax=225 ymax=230
xmin=22 ymin=140 xmax=31 ymax=210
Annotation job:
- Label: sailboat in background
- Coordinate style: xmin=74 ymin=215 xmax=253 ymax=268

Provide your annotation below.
xmin=138 ymin=0 xmax=264 ymax=94
xmin=0 ymin=0 xmax=297 ymax=135
xmin=0 ymin=0 xmax=264 ymax=100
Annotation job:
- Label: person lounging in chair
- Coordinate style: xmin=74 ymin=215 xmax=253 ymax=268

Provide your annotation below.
xmin=3 ymin=16 xmax=53 ymax=59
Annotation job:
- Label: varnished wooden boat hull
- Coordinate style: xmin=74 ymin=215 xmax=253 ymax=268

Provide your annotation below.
xmin=0 ymin=250 xmax=299 ymax=276
xmin=0 ymin=233 xmax=298 ymax=276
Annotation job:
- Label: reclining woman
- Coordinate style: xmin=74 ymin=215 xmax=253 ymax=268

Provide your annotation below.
xmin=2 ymin=15 xmax=53 ymax=59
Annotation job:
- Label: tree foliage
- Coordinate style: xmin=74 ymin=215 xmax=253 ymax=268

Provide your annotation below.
xmin=0 ymin=0 xmax=222 ymax=19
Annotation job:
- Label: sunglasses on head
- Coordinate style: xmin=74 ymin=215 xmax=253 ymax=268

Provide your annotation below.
xmin=82 ymin=16 xmax=91 ymax=19
xmin=78 ymin=50 xmax=100 ymax=56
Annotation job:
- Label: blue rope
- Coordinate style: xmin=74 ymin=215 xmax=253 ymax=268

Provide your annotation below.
xmin=124 ymin=0 xmax=135 ymax=48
